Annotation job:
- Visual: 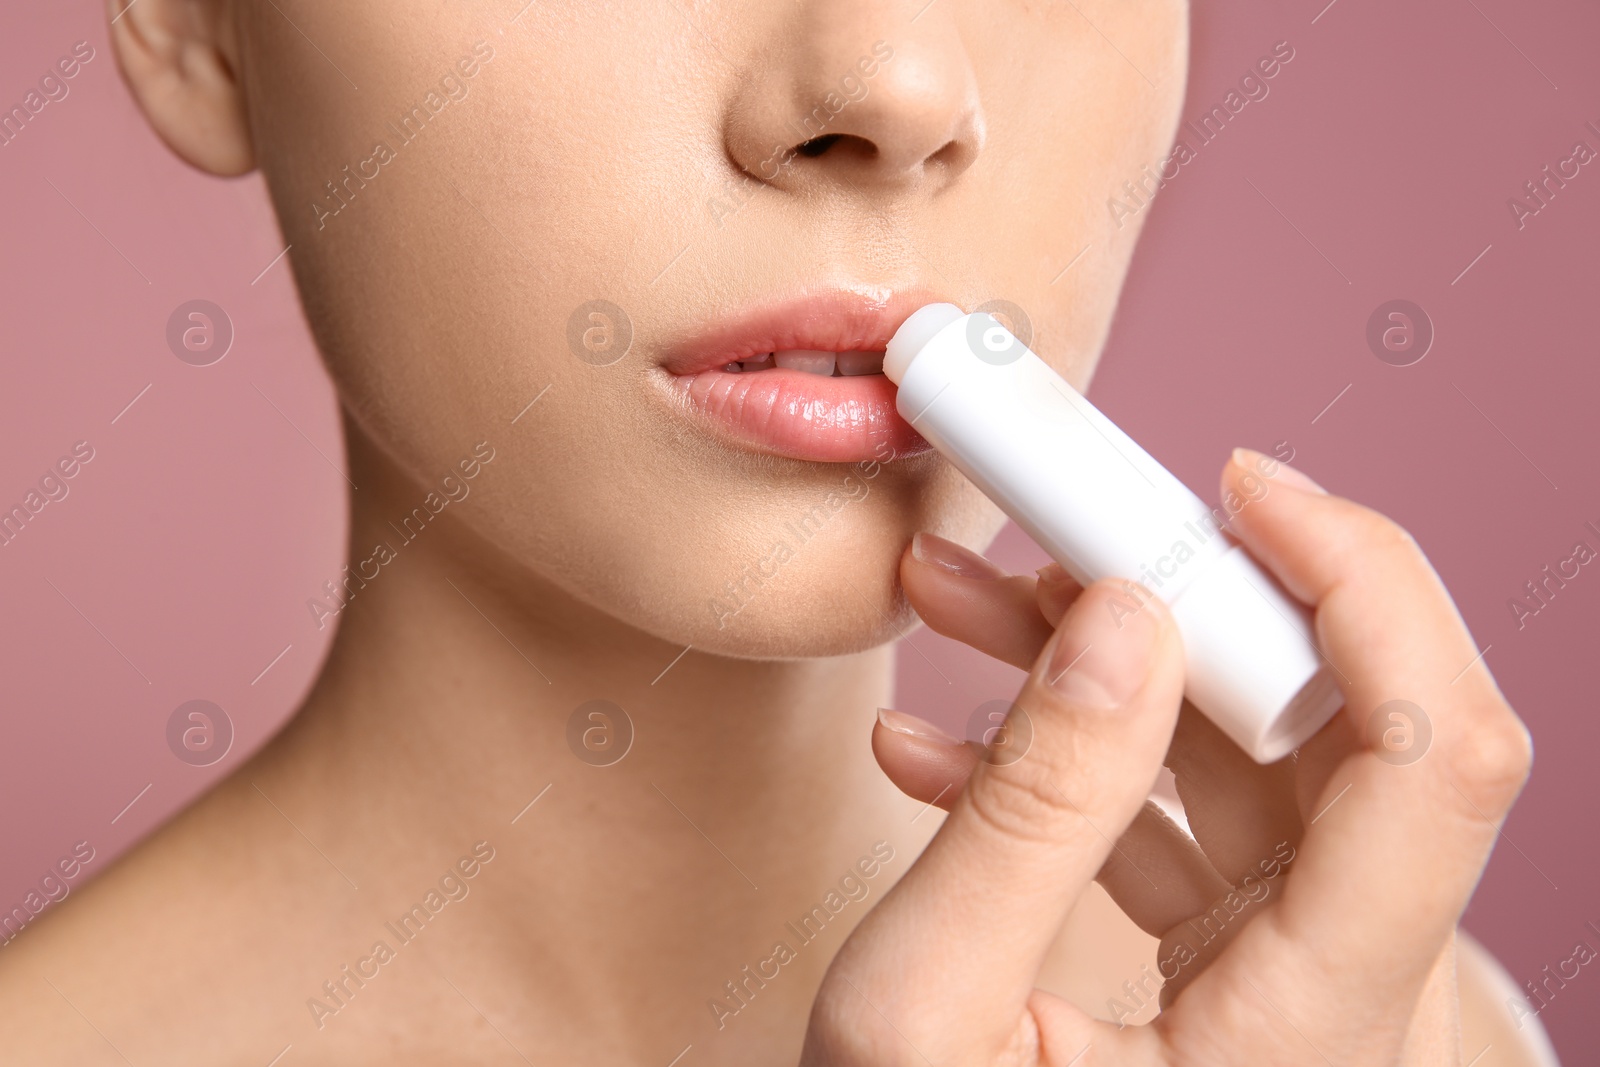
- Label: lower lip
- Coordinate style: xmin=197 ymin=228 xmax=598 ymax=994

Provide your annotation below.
xmin=664 ymin=367 xmax=931 ymax=463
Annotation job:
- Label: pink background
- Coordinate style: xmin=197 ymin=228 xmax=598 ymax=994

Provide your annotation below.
xmin=3 ymin=0 xmax=1597 ymax=1057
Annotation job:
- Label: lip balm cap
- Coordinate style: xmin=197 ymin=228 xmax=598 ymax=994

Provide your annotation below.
xmin=1167 ymin=546 xmax=1345 ymax=762
xmin=885 ymin=303 xmax=965 ymax=385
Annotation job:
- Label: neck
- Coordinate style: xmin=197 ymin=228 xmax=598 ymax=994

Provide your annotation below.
xmin=246 ymin=420 xmax=930 ymax=1057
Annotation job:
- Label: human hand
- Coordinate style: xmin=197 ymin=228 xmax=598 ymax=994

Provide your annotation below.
xmin=801 ymin=450 xmax=1532 ymax=1065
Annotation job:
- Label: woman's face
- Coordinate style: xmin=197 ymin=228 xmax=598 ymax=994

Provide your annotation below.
xmin=238 ymin=0 xmax=1187 ymax=657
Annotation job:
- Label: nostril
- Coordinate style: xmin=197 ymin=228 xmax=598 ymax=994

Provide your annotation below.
xmin=928 ymin=139 xmax=966 ymax=172
xmin=789 ymin=131 xmax=972 ymax=180
xmin=795 ymin=134 xmax=843 ymax=158
xmin=792 ymin=133 xmax=880 ymax=160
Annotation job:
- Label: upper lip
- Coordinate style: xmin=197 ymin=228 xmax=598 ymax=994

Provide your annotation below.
xmin=659 ymin=287 xmax=954 ymax=377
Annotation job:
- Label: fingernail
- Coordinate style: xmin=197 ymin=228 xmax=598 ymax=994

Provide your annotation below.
xmin=1035 ymin=562 xmax=1073 ymax=587
xmin=1272 ymin=462 xmax=1326 ymax=494
xmin=1231 ymin=447 xmax=1326 ymax=495
xmin=877 ymin=707 xmax=965 ymax=746
xmin=910 ymin=532 xmax=1007 ymax=580
xmin=1034 ymin=563 xmax=1081 ymax=624
xmin=1047 ymin=586 xmax=1160 ymax=709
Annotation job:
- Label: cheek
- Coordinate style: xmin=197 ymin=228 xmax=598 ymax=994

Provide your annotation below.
xmin=940 ymin=5 xmax=1187 ymax=386
xmin=255 ymin=6 xmax=691 ymax=496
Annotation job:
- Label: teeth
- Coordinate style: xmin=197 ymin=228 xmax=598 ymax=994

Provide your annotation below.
xmin=773 ymin=350 xmax=836 ymax=376
xmin=731 ymin=350 xmax=886 ymax=375
xmin=834 ymin=351 xmax=883 ymax=376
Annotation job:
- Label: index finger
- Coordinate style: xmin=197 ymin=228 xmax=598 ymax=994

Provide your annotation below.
xmin=819 ymin=580 xmax=1185 ymax=1060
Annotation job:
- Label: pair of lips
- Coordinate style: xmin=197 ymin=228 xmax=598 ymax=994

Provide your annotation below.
xmin=658 ymin=289 xmax=944 ymax=464
xmin=720 ymin=350 xmax=885 ymax=377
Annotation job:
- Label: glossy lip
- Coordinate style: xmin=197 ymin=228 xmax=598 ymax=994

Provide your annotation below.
xmin=657 ymin=288 xmax=949 ymax=463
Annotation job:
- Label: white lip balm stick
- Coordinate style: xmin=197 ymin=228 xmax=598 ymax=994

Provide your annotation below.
xmin=885 ymin=303 xmax=1343 ymax=763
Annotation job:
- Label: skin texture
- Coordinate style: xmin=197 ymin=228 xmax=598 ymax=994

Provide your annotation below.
xmin=161 ymin=0 xmax=1186 ymax=662
xmin=0 ymin=1 xmax=1550 ymax=1064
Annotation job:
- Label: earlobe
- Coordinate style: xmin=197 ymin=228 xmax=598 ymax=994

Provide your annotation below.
xmin=106 ymin=0 xmax=254 ymax=176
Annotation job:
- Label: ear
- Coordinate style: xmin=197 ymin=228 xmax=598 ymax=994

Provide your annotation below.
xmin=106 ymin=0 xmax=254 ymax=175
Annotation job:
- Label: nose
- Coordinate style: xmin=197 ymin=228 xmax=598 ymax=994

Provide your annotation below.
xmin=723 ymin=2 xmax=986 ymax=195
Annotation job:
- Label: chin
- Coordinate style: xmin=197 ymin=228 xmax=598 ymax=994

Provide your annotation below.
xmin=629 ymin=533 xmax=915 ymax=660
xmin=686 ymin=583 xmax=919 ymax=661
xmin=641 ymin=484 xmax=1004 ymax=661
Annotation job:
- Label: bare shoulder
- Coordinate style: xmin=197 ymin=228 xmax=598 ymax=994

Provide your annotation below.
xmin=0 ymin=775 xmax=368 ymax=1066
xmin=1458 ymin=929 xmax=1562 ymax=1067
